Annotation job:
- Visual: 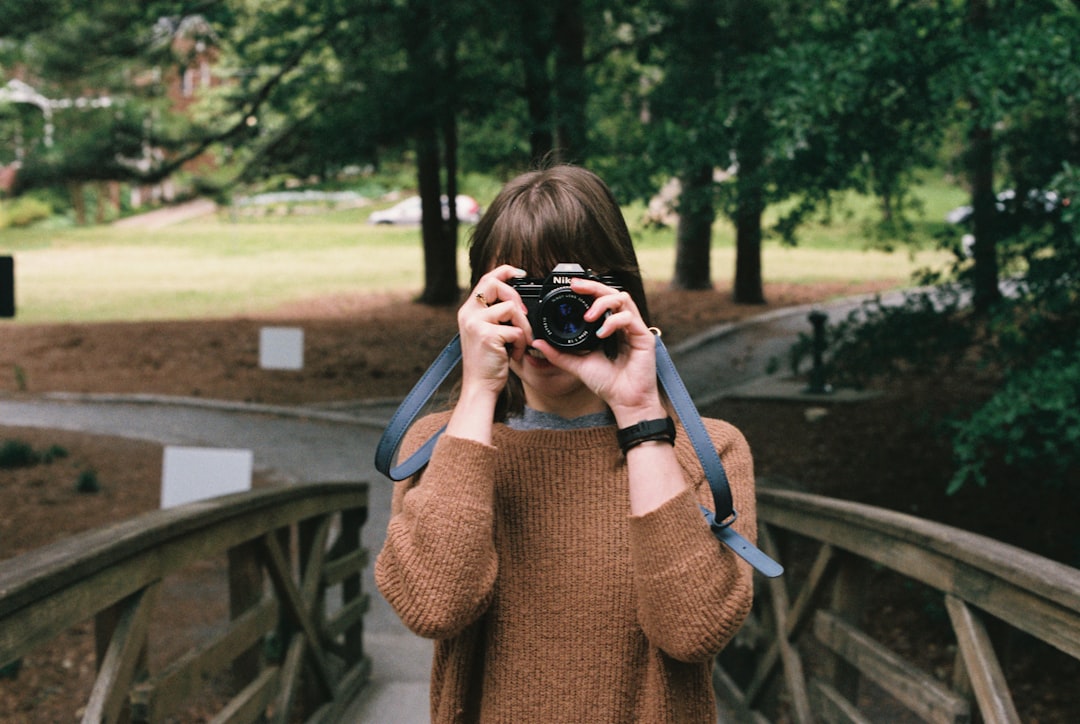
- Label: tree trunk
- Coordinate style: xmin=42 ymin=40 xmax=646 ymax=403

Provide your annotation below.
xmin=407 ymin=0 xmax=458 ymax=306
xmin=968 ymin=0 xmax=1001 ymax=312
xmin=553 ymin=0 xmax=587 ymax=163
xmin=732 ymin=113 xmax=767 ymax=304
xmin=69 ymin=182 xmax=87 ymax=226
xmin=733 ymin=198 xmax=766 ymax=305
xmin=520 ymin=1 xmax=554 ymax=164
xmin=672 ymin=165 xmax=714 ymax=290
xmin=442 ymin=47 xmax=461 ymax=260
xmin=417 ymin=128 xmax=458 ymax=305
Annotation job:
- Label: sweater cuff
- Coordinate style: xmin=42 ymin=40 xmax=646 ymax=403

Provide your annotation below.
xmin=629 ymin=487 xmax=716 ymax=576
xmin=420 ymin=433 xmax=498 ymax=510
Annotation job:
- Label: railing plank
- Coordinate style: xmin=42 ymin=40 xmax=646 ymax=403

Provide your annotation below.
xmin=261 ymin=532 xmax=335 ymax=698
xmin=713 ymin=666 xmax=770 ymax=724
xmin=134 ymin=597 xmax=279 ymax=721
xmin=83 ymin=585 xmax=156 ymax=724
xmin=761 ymin=526 xmax=814 ymax=724
xmin=325 ymin=593 xmax=371 ymax=643
xmin=0 ymin=485 xmax=367 ymax=620
xmin=809 ymin=678 xmax=872 ymax=724
xmin=717 ymin=489 xmax=1080 ymax=723
xmin=759 ymin=489 xmax=1080 ymax=660
xmin=745 ymin=540 xmax=836 ymax=703
xmin=0 ymin=482 xmax=370 ymax=722
xmin=322 ymin=548 xmax=368 ymax=588
xmin=945 ymin=595 xmax=1021 ymax=724
xmin=814 ymin=610 xmax=969 ymax=724
xmin=209 ymin=666 xmax=281 ymax=724
xmin=272 ymin=632 xmax=308 ymax=724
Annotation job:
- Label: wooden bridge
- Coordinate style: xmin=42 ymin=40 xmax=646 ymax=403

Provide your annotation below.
xmin=1 ymin=481 xmax=1078 ymax=722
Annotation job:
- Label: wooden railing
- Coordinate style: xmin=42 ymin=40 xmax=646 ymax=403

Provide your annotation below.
xmin=0 ymin=481 xmax=370 ymax=724
xmin=718 ymin=487 xmax=1080 ymax=723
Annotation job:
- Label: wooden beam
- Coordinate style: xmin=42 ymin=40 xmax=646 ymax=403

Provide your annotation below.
xmin=745 ymin=541 xmax=836 ymax=702
xmin=135 ymin=598 xmax=279 ymax=721
xmin=815 ymin=610 xmax=969 ymax=724
xmin=83 ymin=585 xmax=157 ymax=724
xmin=261 ymin=533 xmax=335 ymax=698
xmin=809 ymin=678 xmax=872 ymax=724
xmin=945 ymin=595 xmax=1021 ymax=724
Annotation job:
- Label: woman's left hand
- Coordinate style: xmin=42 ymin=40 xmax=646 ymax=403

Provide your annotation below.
xmin=531 ymin=278 xmax=665 ymax=425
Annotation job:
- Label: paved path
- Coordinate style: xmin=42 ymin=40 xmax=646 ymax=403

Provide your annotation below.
xmin=0 ymin=290 xmax=907 ymax=721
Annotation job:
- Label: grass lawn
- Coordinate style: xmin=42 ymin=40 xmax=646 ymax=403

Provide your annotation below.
xmin=1 ymin=178 xmax=962 ymax=323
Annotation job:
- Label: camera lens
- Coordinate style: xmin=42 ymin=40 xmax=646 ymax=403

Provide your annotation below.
xmin=539 ymin=289 xmax=596 ymax=348
xmin=552 ymin=300 xmax=584 ymax=336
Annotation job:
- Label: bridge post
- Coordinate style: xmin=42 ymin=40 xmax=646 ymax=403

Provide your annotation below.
xmin=824 ymin=552 xmax=868 ymax=701
xmin=228 ymin=540 xmax=264 ymax=683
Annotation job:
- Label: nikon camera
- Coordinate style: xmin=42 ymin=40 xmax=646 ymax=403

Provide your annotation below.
xmin=509 ymin=263 xmax=622 ymax=357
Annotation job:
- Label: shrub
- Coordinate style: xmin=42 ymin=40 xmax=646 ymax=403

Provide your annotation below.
xmin=0 ymin=195 xmax=52 ymax=228
xmin=75 ymin=468 xmax=101 ymax=494
xmin=790 ymin=285 xmax=971 ymax=388
xmin=0 ymin=439 xmax=39 ymax=468
xmin=949 ymin=342 xmax=1080 ymax=494
xmin=41 ymin=444 xmax=69 ymax=463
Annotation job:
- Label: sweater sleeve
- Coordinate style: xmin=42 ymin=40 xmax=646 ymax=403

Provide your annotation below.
xmin=374 ymin=414 xmax=499 ymax=639
xmin=628 ymin=418 xmax=756 ymax=663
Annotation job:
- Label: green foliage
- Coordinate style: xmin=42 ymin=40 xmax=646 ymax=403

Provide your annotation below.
xmin=75 ymin=468 xmax=101 ymax=494
xmin=814 ymin=157 xmax=1080 ymax=518
xmin=946 ymin=161 xmax=1080 ymax=496
xmin=0 ymin=195 xmax=52 ymax=228
xmin=0 ymin=658 xmax=21 ymax=680
xmin=0 ymin=438 xmax=68 ymax=468
xmin=949 ymin=342 xmax=1080 ymax=494
xmin=795 ymin=286 xmax=971 ymax=388
xmin=0 ymin=439 xmax=39 ymax=468
xmin=42 ymin=444 xmax=68 ymax=463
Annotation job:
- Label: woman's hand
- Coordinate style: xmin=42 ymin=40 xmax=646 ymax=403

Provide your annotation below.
xmin=532 ymin=278 xmax=666 ymax=427
xmin=446 ymin=265 xmax=531 ymax=443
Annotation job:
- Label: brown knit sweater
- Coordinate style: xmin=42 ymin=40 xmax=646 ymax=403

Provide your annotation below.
xmin=375 ymin=412 xmax=756 ymax=723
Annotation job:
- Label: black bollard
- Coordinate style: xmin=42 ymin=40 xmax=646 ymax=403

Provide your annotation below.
xmin=1 ymin=256 xmax=13 ymax=318
xmin=804 ymin=309 xmax=832 ymax=395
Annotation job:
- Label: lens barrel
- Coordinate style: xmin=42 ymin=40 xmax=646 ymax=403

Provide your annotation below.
xmin=539 ymin=288 xmax=600 ymax=349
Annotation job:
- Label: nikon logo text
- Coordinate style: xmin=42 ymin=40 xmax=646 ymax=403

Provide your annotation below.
xmin=551 ymin=276 xmax=574 ymax=284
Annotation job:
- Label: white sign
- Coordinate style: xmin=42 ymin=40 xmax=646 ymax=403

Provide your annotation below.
xmin=259 ymin=326 xmax=304 ymax=370
xmin=161 ymin=446 xmax=253 ymax=509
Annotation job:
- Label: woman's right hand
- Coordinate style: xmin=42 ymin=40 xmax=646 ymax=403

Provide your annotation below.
xmin=447 ymin=265 xmax=531 ymax=443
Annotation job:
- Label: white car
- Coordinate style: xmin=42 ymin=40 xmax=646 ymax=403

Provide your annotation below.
xmin=368 ymin=194 xmax=481 ymax=224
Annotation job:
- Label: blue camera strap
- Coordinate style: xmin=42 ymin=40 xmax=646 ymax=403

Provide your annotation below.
xmin=373 ymin=333 xmax=783 ymax=578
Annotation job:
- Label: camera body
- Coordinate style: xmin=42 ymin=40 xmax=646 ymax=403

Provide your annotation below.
xmin=509 ymin=263 xmax=621 ymax=356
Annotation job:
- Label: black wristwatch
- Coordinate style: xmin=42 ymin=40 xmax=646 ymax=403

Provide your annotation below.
xmin=616 ymin=416 xmax=676 ymax=454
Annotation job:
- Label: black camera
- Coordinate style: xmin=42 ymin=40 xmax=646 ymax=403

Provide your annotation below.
xmin=509 ymin=263 xmax=622 ymax=355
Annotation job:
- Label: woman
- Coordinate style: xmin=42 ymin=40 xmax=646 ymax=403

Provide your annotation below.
xmin=375 ymin=165 xmax=756 ymax=722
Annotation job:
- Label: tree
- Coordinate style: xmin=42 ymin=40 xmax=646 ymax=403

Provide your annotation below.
xmin=640 ymin=0 xmax=952 ymax=302
xmin=0 ymin=2 xmax=220 ymax=217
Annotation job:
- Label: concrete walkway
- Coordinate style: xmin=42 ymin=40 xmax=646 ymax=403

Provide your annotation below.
xmin=0 ymin=291 xmax=900 ymax=721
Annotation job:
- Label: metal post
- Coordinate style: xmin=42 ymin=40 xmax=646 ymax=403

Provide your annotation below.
xmin=804 ymin=310 xmax=832 ymax=395
xmin=1 ymin=256 xmax=13 ymax=318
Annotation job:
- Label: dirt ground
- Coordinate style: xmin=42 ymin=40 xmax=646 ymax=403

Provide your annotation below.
xmin=1 ymin=279 xmax=1076 ymax=721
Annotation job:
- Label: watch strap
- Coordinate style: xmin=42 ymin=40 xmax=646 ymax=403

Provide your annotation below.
xmin=616 ymin=416 xmax=676 ymax=452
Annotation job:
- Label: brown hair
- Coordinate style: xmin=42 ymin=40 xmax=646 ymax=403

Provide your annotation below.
xmin=467 ymin=165 xmax=651 ymax=417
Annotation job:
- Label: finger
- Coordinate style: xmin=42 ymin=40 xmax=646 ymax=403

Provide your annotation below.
xmin=568 ymin=276 xmax=619 ymax=297
xmin=530 ymin=339 xmax=578 ymax=372
xmin=582 ymin=289 xmax=637 ymax=321
xmin=473 ymin=266 xmax=529 ymax=312
xmin=501 ymin=322 xmax=528 ymax=361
